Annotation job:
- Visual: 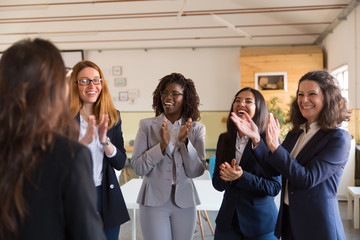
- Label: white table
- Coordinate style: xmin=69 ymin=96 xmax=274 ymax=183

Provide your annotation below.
xmin=347 ymin=186 xmax=360 ymax=229
xmin=121 ymin=179 xmax=223 ymax=240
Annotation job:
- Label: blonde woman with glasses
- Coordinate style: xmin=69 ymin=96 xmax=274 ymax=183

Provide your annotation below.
xmin=70 ymin=60 xmax=129 ymax=240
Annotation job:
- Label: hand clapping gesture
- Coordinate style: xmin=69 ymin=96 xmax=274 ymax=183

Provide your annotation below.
xmin=179 ymin=118 xmax=192 ymax=144
xmin=160 ymin=119 xmax=170 ymax=153
xmin=98 ymin=114 xmax=109 ymax=144
xmin=266 ymin=113 xmax=280 ymax=153
xmin=219 ymin=159 xmax=243 ymax=181
xmin=230 ymin=112 xmax=261 ymax=146
xmin=80 ymin=115 xmax=96 ymax=145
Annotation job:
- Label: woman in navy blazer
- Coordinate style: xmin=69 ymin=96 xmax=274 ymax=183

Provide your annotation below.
xmin=70 ymin=61 xmax=130 ymax=240
xmin=233 ymin=71 xmax=351 ymax=240
xmin=213 ymin=88 xmax=281 ymax=240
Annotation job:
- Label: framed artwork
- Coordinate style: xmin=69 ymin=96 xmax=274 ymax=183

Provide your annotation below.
xmin=114 ymin=77 xmax=126 ymax=87
xmin=128 ymin=88 xmax=139 ymax=98
xmin=119 ymin=91 xmax=128 ymax=101
xmin=112 ymin=66 xmax=122 ymax=75
xmin=255 ymin=72 xmax=287 ymax=91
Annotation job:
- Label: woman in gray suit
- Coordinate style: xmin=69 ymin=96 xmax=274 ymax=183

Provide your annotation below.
xmin=131 ymin=73 xmax=206 ymax=240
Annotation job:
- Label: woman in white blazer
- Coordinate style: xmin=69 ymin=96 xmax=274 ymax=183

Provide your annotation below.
xmin=131 ymin=73 xmax=206 ymax=240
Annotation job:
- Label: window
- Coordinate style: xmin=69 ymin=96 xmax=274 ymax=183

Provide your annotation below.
xmin=331 ymin=65 xmax=349 ymax=129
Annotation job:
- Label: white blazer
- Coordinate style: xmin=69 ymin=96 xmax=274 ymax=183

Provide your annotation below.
xmin=131 ymin=114 xmax=206 ymax=208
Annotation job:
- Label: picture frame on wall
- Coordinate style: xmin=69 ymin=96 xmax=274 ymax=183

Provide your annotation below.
xmin=255 ymin=72 xmax=287 ymax=91
xmin=119 ymin=91 xmax=128 ymax=101
xmin=114 ymin=77 xmax=126 ymax=87
xmin=112 ymin=66 xmax=122 ymax=75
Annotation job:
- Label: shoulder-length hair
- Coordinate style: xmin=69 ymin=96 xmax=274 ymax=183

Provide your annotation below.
xmin=289 ymin=70 xmax=351 ymax=131
xmin=152 ymin=73 xmax=200 ymax=122
xmin=69 ymin=60 xmax=119 ymax=128
xmin=0 ymin=38 xmax=71 ymax=238
xmin=224 ymin=87 xmax=268 ymax=144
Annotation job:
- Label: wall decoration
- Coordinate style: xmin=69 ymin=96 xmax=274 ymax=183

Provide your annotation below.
xmin=255 ymin=72 xmax=287 ymax=91
xmin=112 ymin=66 xmax=122 ymax=75
xmin=128 ymin=98 xmax=136 ymax=104
xmin=114 ymin=77 xmax=126 ymax=87
xmin=128 ymin=88 xmax=139 ymax=98
xmin=119 ymin=91 xmax=128 ymax=101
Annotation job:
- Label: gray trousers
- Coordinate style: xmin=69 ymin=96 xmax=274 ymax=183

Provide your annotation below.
xmin=139 ymin=187 xmax=196 ymax=240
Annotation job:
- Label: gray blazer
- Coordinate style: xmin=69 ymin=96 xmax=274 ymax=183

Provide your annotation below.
xmin=131 ymin=114 xmax=206 ymax=208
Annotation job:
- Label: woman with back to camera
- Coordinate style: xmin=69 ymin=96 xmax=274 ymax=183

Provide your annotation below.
xmin=0 ymin=39 xmax=106 ymax=240
xmin=69 ymin=60 xmax=129 ymax=240
xmin=213 ymin=87 xmax=281 ymax=240
xmin=233 ymin=70 xmax=351 ymax=239
xmin=131 ymin=73 xmax=206 ymax=240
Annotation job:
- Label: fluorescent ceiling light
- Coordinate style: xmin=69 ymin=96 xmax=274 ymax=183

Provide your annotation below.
xmin=211 ymin=14 xmax=252 ymax=39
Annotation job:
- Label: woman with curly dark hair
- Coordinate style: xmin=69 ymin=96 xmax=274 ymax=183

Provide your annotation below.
xmin=0 ymin=39 xmax=105 ymax=240
xmin=131 ymin=73 xmax=206 ymax=240
xmin=237 ymin=70 xmax=351 ymax=239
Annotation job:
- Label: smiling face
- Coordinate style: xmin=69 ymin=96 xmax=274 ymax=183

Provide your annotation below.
xmin=297 ymin=80 xmax=324 ymax=125
xmin=161 ymin=82 xmax=184 ymax=123
xmin=77 ymin=67 xmax=102 ymax=105
xmin=232 ymin=90 xmax=256 ymax=119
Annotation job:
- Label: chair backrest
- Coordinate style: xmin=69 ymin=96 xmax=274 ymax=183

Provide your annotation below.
xmin=208 ymin=155 xmax=216 ymax=179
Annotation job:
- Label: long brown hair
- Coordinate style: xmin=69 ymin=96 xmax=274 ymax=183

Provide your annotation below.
xmin=0 ymin=38 xmax=72 ymax=238
xmin=152 ymin=73 xmax=201 ymax=122
xmin=289 ymin=70 xmax=351 ymax=131
xmin=69 ymin=60 xmax=119 ymax=128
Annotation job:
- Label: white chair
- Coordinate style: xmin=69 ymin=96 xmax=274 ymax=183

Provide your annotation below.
xmin=194 ymin=170 xmax=214 ymax=239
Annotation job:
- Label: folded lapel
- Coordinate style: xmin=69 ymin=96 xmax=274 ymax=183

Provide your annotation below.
xmin=295 ymin=130 xmax=328 ymax=165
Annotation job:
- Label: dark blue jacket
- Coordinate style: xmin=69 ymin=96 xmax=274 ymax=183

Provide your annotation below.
xmin=253 ymin=127 xmax=350 ymax=240
xmin=212 ymin=133 xmax=281 ymax=238
xmin=76 ymin=112 xmax=130 ymax=229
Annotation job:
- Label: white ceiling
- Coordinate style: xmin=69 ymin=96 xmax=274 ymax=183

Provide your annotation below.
xmin=0 ymin=0 xmax=357 ymax=51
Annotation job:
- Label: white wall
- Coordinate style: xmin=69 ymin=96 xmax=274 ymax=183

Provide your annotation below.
xmin=85 ymin=47 xmax=241 ymax=111
xmin=322 ymin=5 xmax=360 ymax=197
xmin=322 ymin=5 xmax=360 ymax=109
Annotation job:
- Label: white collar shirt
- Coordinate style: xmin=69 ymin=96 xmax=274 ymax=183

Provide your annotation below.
xmin=235 ymin=132 xmax=249 ymax=165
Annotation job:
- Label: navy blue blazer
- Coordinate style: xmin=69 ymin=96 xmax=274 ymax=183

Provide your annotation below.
xmin=76 ymin=112 xmax=130 ymax=229
xmin=254 ymin=127 xmax=350 ymax=240
xmin=212 ymin=133 xmax=281 ymax=238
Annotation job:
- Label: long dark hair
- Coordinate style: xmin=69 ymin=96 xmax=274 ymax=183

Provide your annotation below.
xmin=0 ymin=38 xmax=71 ymax=238
xmin=218 ymin=88 xmax=268 ymax=164
xmin=152 ymin=72 xmax=201 ymax=122
xmin=289 ymin=70 xmax=351 ymax=131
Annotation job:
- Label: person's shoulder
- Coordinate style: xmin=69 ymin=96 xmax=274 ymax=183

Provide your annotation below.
xmin=52 ymin=135 xmax=91 ymax=161
xmin=330 ymin=127 xmax=351 ymax=139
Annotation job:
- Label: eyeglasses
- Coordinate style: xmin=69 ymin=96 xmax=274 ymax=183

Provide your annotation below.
xmin=77 ymin=78 xmax=103 ymax=86
xmin=160 ymin=91 xmax=183 ymax=98
xmin=233 ymin=97 xmax=255 ymax=105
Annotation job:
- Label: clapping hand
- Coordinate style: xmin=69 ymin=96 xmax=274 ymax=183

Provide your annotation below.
xmin=179 ymin=118 xmax=192 ymax=144
xmin=80 ymin=115 xmax=96 ymax=145
xmin=219 ymin=159 xmax=243 ymax=181
xmin=230 ymin=112 xmax=260 ymax=146
xmin=160 ymin=119 xmax=170 ymax=153
xmin=98 ymin=114 xmax=109 ymax=144
xmin=266 ymin=113 xmax=280 ymax=153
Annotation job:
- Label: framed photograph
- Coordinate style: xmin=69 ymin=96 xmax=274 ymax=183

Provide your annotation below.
xmin=112 ymin=66 xmax=122 ymax=76
xmin=128 ymin=88 xmax=139 ymax=98
xmin=119 ymin=91 xmax=128 ymax=101
xmin=255 ymin=72 xmax=287 ymax=91
xmin=114 ymin=77 xmax=126 ymax=87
